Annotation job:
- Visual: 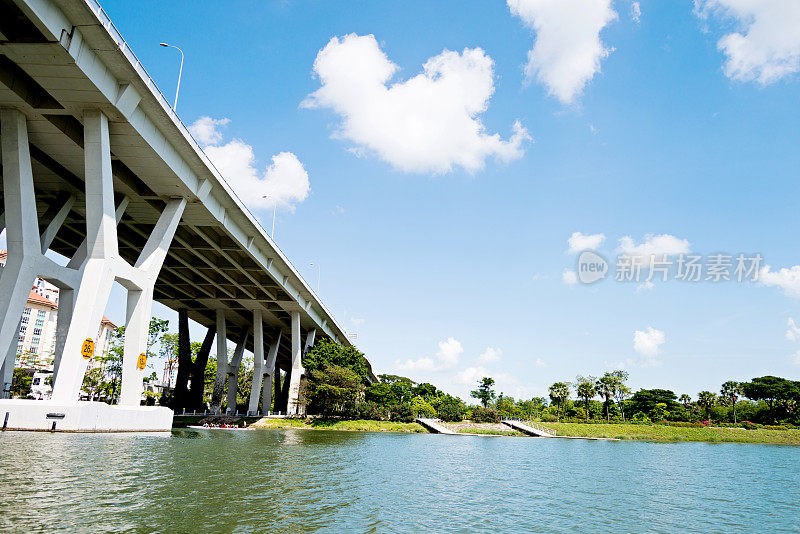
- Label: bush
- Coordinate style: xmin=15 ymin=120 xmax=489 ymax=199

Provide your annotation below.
xmin=741 ymin=421 xmax=761 ymax=430
xmin=390 ymin=404 xmax=415 ymax=423
xmin=631 ymin=412 xmax=651 ymax=424
xmin=471 ymin=406 xmax=500 ymax=423
xmin=540 ymin=413 xmax=557 ymax=423
xmin=763 ymin=424 xmax=788 ymax=430
xmin=341 ymin=401 xmax=387 ymax=421
xmin=438 ymin=403 xmax=464 ymax=422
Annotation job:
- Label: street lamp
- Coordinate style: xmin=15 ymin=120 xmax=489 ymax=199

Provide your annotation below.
xmin=159 ymin=42 xmax=184 ymax=110
xmin=310 ymin=262 xmax=320 ymax=293
xmin=261 ymin=195 xmax=277 ymax=238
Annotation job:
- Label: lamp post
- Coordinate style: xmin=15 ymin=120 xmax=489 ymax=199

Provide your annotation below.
xmin=310 ymin=263 xmax=320 ymax=293
xmin=159 ymin=42 xmax=184 ymax=110
xmin=261 ymin=196 xmax=277 ymax=238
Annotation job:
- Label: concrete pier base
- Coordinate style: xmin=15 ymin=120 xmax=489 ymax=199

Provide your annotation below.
xmin=0 ymin=399 xmax=173 ymax=432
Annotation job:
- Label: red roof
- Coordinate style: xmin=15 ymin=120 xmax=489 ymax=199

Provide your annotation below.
xmin=27 ymin=290 xmax=57 ymax=309
xmin=101 ymin=316 xmax=117 ymax=329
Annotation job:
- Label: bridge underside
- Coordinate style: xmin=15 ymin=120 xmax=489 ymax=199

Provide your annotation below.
xmin=0 ymin=0 xmax=364 ymax=427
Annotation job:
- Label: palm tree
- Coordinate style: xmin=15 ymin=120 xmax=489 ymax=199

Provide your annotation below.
xmin=611 ymin=370 xmax=630 ymax=421
xmin=596 ymin=372 xmax=618 ymax=422
xmin=679 ymin=394 xmax=691 ymax=407
xmin=720 ymin=381 xmax=742 ymax=423
xmin=697 ymin=391 xmax=717 ymax=422
xmin=575 ymin=376 xmax=597 ymax=421
xmin=548 ymin=382 xmax=570 ymax=422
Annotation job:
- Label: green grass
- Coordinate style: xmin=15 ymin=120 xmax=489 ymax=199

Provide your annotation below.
xmin=250 ymin=418 xmax=426 ymax=433
xmin=456 ymin=428 xmax=524 ymax=436
xmin=546 ymin=422 xmax=800 ymax=445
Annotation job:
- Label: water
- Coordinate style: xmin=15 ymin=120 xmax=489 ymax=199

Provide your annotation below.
xmin=1 ymin=429 xmax=798 ymax=533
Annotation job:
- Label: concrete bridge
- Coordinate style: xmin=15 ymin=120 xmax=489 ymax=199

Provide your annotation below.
xmin=0 ymin=0 xmax=367 ymax=430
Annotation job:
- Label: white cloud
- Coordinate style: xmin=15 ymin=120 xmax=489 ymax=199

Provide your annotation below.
xmin=531 ymin=273 xmax=550 ymax=280
xmin=792 ymin=350 xmax=800 ymax=367
xmin=395 ymin=337 xmax=464 ymax=372
xmin=477 ymin=347 xmax=502 ymax=364
xmin=562 ymin=269 xmax=578 ymax=285
xmin=454 ymin=365 xmax=491 ymax=385
xmin=631 ymin=1 xmax=641 ymax=23
xmin=567 ymin=231 xmax=605 ymax=254
xmin=350 ymin=317 xmax=365 ymax=327
xmin=189 ymin=116 xmax=230 ymax=145
xmin=634 ymin=326 xmax=665 ymax=358
xmin=395 ymin=357 xmax=436 ymax=372
xmin=759 ymin=265 xmax=800 ymax=298
xmin=636 ymin=281 xmax=654 ymax=293
xmin=189 ymin=117 xmax=310 ymax=211
xmin=618 ymin=234 xmax=691 ymax=258
xmin=302 ymin=34 xmax=530 ymax=174
xmin=535 ymin=357 xmax=547 ymax=368
xmin=695 ymin=0 xmax=800 ymax=84
xmin=436 ymin=337 xmax=464 ymax=368
xmin=507 ymin=0 xmax=618 ymax=103
xmin=787 ymin=318 xmax=800 ymax=342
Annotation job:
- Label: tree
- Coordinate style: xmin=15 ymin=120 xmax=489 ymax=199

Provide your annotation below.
xmin=628 ymin=389 xmax=679 ymax=417
xmin=304 ymin=339 xmax=369 ymax=384
xmin=697 ymin=391 xmax=716 ymax=422
xmin=365 ymin=383 xmax=398 ymax=406
xmin=412 ymin=382 xmax=439 ymax=399
xmin=10 ymin=368 xmax=32 ymax=398
xmin=679 ymin=394 xmax=692 ymax=407
xmin=596 ymin=372 xmax=619 ymax=421
xmin=549 ymin=382 xmax=571 ymax=421
xmin=720 ymin=381 xmax=742 ymax=423
xmin=574 ymin=376 xmax=597 ymax=421
xmin=741 ymin=376 xmax=800 ymax=423
xmin=410 ymin=396 xmax=436 ymax=417
xmin=306 ymin=364 xmax=362 ymax=415
xmin=470 ymin=377 xmax=496 ymax=408
xmin=610 ymin=370 xmax=630 ymax=421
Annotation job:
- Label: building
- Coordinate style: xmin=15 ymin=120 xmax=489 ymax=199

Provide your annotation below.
xmin=0 ymin=251 xmax=117 ymax=374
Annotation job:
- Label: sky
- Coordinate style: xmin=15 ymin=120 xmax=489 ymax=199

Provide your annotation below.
xmin=85 ymin=0 xmax=800 ymax=401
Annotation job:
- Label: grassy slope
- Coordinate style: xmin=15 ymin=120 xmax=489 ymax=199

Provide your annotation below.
xmin=546 ymin=422 xmax=800 ymax=445
xmin=249 ymin=418 xmax=426 ymax=433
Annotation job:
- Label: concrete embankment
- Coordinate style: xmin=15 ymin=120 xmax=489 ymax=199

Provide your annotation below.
xmin=415 ymin=418 xmax=457 ymax=434
xmin=501 ymin=419 xmax=555 ymax=437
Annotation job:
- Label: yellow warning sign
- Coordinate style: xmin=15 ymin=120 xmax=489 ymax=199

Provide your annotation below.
xmin=81 ymin=338 xmax=95 ymax=359
xmin=136 ymin=352 xmax=147 ymax=370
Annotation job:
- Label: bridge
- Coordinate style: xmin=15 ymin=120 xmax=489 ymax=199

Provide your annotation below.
xmin=0 ymin=0 xmax=366 ymax=430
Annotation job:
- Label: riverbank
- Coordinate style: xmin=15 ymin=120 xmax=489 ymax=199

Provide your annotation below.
xmin=443 ymin=421 xmax=525 ymax=436
xmin=545 ymin=422 xmax=800 ymax=445
xmin=249 ymin=418 xmax=426 ymax=433
xmin=173 ymin=415 xmax=425 ymax=433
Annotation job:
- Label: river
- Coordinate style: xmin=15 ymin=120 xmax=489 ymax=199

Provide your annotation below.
xmin=1 ymin=429 xmax=798 ymax=532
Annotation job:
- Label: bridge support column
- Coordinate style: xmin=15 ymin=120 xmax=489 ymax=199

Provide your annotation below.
xmin=118 ymin=197 xmax=185 ymax=406
xmin=51 ymin=110 xmax=118 ymax=403
xmin=259 ymin=330 xmax=281 ymax=415
xmin=286 ymin=311 xmax=301 ymax=415
xmin=53 ymin=198 xmax=128 ymax=380
xmin=226 ymin=331 xmax=248 ymax=414
xmin=211 ymin=309 xmax=228 ymax=413
xmin=247 ymin=310 xmax=264 ymax=415
xmin=0 ymin=109 xmax=41 ymax=396
xmin=279 ymin=366 xmax=290 ymax=413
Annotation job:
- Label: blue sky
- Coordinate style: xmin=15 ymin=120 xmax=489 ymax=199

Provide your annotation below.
xmin=93 ymin=0 xmax=800 ymax=401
